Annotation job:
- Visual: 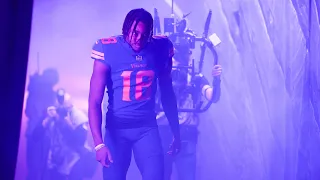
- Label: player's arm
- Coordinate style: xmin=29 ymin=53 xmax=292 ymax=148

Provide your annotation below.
xmin=158 ymin=41 xmax=180 ymax=140
xmin=88 ymin=40 xmax=109 ymax=147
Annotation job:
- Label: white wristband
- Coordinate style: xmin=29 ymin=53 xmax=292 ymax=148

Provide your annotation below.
xmin=94 ymin=143 xmax=105 ymax=151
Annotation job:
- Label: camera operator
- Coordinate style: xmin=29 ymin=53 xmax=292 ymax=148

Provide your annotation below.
xmin=32 ymin=89 xmax=96 ymax=180
xmin=25 ymin=68 xmax=59 ymax=180
xmin=157 ymin=46 xmax=222 ymax=180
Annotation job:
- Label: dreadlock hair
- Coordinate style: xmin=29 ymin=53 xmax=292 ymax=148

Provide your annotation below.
xmin=122 ymin=8 xmax=154 ymax=41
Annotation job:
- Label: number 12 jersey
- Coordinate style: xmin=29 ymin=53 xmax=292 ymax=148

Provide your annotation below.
xmin=91 ymin=35 xmax=173 ymax=128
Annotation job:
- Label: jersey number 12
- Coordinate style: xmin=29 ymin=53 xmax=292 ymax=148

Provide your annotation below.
xmin=121 ymin=70 xmax=155 ymax=101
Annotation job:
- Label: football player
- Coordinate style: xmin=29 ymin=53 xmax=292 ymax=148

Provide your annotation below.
xmin=88 ymin=8 xmax=181 ymax=180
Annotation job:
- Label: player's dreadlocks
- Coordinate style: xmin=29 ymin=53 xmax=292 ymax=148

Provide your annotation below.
xmin=122 ymin=8 xmax=153 ymax=41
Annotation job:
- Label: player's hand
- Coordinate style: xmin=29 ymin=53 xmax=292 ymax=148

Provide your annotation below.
xmin=167 ymin=138 xmax=181 ymax=156
xmin=212 ymin=64 xmax=222 ymax=77
xmin=96 ymin=146 xmax=113 ymax=168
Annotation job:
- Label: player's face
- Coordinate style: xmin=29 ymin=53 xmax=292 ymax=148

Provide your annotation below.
xmin=127 ymin=21 xmax=149 ymax=52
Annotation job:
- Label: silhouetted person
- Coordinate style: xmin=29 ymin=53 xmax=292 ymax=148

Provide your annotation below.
xmin=25 ymin=68 xmax=59 ymax=180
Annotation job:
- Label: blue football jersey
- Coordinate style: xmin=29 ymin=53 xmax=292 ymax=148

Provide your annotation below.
xmin=91 ymin=35 xmax=173 ymax=128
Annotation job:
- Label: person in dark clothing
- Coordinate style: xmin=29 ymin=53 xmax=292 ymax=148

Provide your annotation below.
xmin=157 ymin=52 xmax=222 ymax=180
xmin=33 ymin=92 xmax=97 ymax=180
xmin=25 ymin=68 xmax=59 ymax=180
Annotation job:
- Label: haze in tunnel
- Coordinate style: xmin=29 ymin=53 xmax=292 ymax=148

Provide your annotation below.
xmin=15 ymin=0 xmax=320 ymax=179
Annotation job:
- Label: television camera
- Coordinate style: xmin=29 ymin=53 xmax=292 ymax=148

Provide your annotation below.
xmin=153 ymin=4 xmax=220 ymax=113
xmin=55 ymin=88 xmax=70 ymax=118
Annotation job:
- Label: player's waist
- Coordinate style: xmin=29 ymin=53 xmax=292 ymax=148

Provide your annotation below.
xmin=107 ymin=113 xmax=156 ymax=120
xmin=105 ymin=112 xmax=157 ymax=129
